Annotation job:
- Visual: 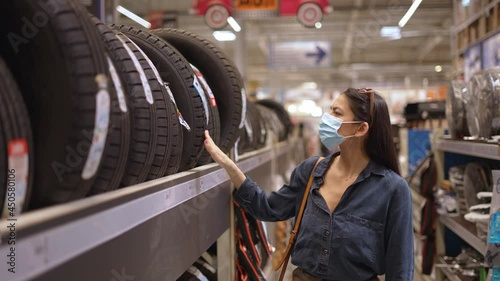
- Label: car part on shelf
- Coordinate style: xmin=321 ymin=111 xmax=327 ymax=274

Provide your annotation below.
xmin=152 ymin=28 xmax=246 ymax=155
xmin=92 ymin=19 xmax=158 ymax=193
xmin=86 ymin=18 xmax=132 ymax=195
xmin=446 ymin=80 xmax=469 ymax=139
xmin=256 ymin=104 xmax=287 ymax=142
xmin=239 ymin=101 xmax=267 ymax=154
xmin=111 ymin=30 xmax=175 ymax=182
xmin=477 ymin=67 xmax=500 ymax=139
xmin=0 ymin=0 xmax=113 ymax=207
xmin=463 ymin=162 xmax=492 ymax=211
xmin=0 ymin=57 xmax=33 ymax=217
xmin=255 ymin=99 xmax=292 ymax=139
xmin=191 ymin=64 xmax=221 ymax=166
xmin=113 ymin=25 xmax=206 ymax=172
xmin=466 ymin=73 xmax=482 ymax=139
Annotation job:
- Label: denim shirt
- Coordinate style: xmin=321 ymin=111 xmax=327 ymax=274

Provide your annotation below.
xmin=234 ymin=153 xmax=414 ymax=281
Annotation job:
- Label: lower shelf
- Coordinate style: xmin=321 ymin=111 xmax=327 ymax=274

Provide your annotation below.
xmin=436 ymin=256 xmax=476 ymax=281
xmin=439 ymin=215 xmax=487 ymax=254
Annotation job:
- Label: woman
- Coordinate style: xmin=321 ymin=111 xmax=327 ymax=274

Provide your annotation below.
xmin=204 ymin=88 xmax=414 ymax=281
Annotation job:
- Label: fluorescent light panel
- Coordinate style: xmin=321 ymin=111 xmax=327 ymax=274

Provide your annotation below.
xmin=398 ymin=0 xmax=423 ymax=28
xmin=213 ymin=31 xmax=236 ymax=41
xmin=380 ymin=26 xmax=401 ymax=39
xmin=117 ymin=6 xmax=151 ymax=29
xmin=227 ymin=17 xmax=241 ymax=32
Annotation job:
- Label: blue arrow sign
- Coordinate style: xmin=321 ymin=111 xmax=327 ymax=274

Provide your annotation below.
xmin=306 ymin=46 xmax=327 ymax=65
xmin=268 ymin=41 xmax=331 ymax=68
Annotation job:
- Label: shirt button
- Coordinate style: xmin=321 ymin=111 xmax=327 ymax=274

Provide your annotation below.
xmin=324 ymin=230 xmax=330 ymax=236
xmin=323 ymin=248 xmax=328 ymax=255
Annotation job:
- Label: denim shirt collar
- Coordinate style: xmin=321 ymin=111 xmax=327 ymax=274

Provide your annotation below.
xmin=311 ymin=152 xmax=387 ymax=179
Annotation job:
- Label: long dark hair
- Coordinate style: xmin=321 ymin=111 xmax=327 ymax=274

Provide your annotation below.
xmin=343 ymin=88 xmax=400 ymax=175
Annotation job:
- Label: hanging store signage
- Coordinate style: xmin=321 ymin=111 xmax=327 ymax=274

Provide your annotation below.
xmin=268 ymin=41 xmax=332 ymax=68
xmin=235 ymin=0 xmax=278 ymax=11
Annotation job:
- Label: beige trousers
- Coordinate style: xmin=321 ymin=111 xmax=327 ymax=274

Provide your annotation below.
xmin=291 ymin=268 xmax=380 ymax=281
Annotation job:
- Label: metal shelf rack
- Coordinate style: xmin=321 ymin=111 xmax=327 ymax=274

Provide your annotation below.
xmin=435 ymin=138 xmax=500 ymax=161
xmin=436 ymin=256 xmax=476 ymax=281
xmin=0 ymin=140 xmax=297 ymax=281
xmin=439 ymin=215 xmax=487 ymax=254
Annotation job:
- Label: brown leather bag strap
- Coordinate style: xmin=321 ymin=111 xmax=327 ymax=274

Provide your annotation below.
xmin=274 ymin=156 xmax=324 ymax=280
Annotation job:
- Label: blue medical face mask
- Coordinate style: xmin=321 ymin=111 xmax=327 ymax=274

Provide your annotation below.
xmin=319 ymin=113 xmax=362 ymax=150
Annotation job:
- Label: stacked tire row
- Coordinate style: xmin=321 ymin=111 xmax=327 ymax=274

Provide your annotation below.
xmin=238 ymin=100 xmax=292 ymax=155
xmin=0 ymin=0 xmax=292 ymax=215
xmin=0 ymin=0 xmax=242 ymax=212
xmin=446 ymin=67 xmax=500 ymax=140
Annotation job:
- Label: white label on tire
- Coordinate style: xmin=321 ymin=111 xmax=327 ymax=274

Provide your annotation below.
xmin=234 ymin=136 xmax=240 ymax=163
xmin=130 ymin=40 xmax=164 ymax=84
xmin=165 ymin=83 xmax=191 ymax=132
xmin=191 ymin=64 xmax=217 ymax=107
xmin=239 ymin=88 xmax=247 ymax=129
xmin=116 ymin=35 xmax=153 ymax=104
xmin=82 ymin=74 xmax=110 ymax=180
xmin=244 ymin=119 xmax=253 ymax=141
xmin=192 ymin=74 xmax=210 ymax=126
xmin=2 ymin=139 xmax=29 ymax=218
xmin=106 ymin=56 xmax=127 ymax=112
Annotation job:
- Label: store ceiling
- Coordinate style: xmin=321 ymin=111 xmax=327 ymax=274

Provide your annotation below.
xmin=118 ymin=0 xmax=454 ymax=93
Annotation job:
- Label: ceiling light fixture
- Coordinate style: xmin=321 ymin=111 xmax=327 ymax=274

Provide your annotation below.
xmin=227 ymin=17 xmax=241 ymax=32
xmin=117 ymin=6 xmax=151 ymax=29
xmin=380 ymin=26 xmax=401 ymax=39
xmin=398 ymin=0 xmax=423 ymax=28
xmin=435 ymin=65 xmax=443 ymax=72
xmin=315 ymin=22 xmax=322 ymax=29
xmin=213 ymin=31 xmax=236 ymax=41
xmin=302 ymin=82 xmax=318 ymax=89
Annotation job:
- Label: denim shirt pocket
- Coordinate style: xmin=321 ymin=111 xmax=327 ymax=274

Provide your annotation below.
xmin=343 ymin=214 xmax=384 ymax=265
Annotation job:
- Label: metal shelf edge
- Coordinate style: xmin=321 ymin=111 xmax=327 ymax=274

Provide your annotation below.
xmin=435 ymin=139 xmax=500 ymax=160
xmin=0 ymin=141 xmax=292 ymax=281
xmin=437 ymin=257 xmax=462 ymax=281
xmin=439 ymin=215 xmax=487 ymax=254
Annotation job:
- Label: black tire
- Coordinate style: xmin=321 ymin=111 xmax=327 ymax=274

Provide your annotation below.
xmin=256 ymin=104 xmax=286 ymax=142
xmin=113 ymin=25 xmax=205 ymax=172
xmin=110 ymin=31 xmax=169 ymax=184
xmin=238 ymin=102 xmax=268 ymax=154
xmin=255 ymin=99 xmax=292 ymax=140
xmin=162 ymin=84 xmax=183 ymax=175
xmin=247 ymin=101 xmax=266 ymax=149
xmin=0 ymin=0 xmax=112 ymax=207
xmin=192 ymin=65 xmax=221 ymax=166
xmin=151 ymin=28 xmax=246 ymax=154
xmin=88 ymin=18 xmax=142 ymax=194
xmin=0 ymin=57 xmax=34 ymax=216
